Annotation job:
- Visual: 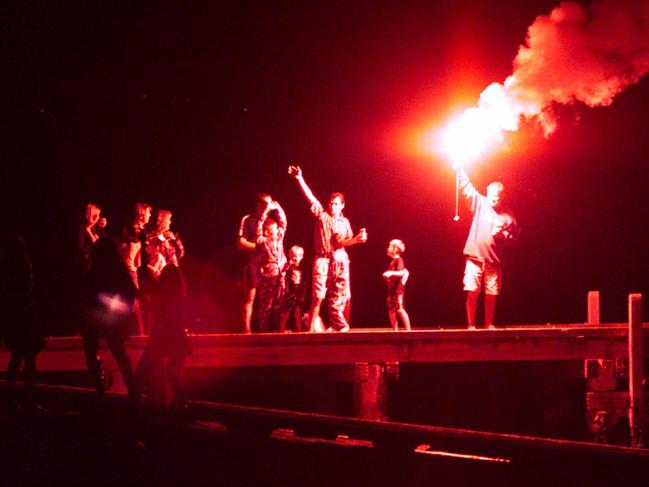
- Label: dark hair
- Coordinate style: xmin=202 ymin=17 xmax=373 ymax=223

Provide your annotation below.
xmin=329 ymin=192 xmax=345 ymax=205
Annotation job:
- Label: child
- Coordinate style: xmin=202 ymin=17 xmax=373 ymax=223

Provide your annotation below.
xmin=382 ymin=239 xmax=411 ymax=331
xmin=278 ymin=245 xmax=306 ymax=332
xmin=255 ymin=199 xmax=287 ymax=332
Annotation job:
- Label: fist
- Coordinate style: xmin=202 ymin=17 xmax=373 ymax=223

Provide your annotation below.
xmin=288 ymin=165 xmax=301 ymax=178
xmin=358 ymin=228 xmax=368 ymax=243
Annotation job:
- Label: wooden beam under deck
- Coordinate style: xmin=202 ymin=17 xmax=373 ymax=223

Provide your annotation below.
xmin=3 ymin=324 xmax=645 ymax=371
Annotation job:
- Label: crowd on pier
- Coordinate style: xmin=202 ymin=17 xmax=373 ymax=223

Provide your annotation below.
xmin=0 ymin=163 xmax=517 ymax=408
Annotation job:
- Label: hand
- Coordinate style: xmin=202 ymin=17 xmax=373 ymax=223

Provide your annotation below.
xmin=267 ymin=200 xmax=278 ymax=211
xmin=288 ymin=165 xmax=302 ymax=178
xmin=357 ymin=227 xmax=368 ymax=243
xmin=382 ymin=271 xmax=391 ymax=279
xmin=491 ymin=219 xmax=506 ymax=237
xmin=452 ymin=160 xmax=463 ymax=171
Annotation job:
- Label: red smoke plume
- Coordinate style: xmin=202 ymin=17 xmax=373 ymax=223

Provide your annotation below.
xmin=439 ymin=0 xmax=649 ymax=164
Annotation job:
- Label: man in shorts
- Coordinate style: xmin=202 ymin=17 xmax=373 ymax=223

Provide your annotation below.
xmin=288 ymin=165 xmax=367 ymax=332
xmin=238 ymin=193 xmax=272 ymax=333
xmin=458 ymin=167 xmax=519 ymax=329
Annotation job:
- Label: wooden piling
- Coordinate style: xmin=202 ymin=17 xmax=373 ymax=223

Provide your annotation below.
xmin=353 ymin=363 xmax=387 ymax=421
xmin=628 ymin=293 xmax=644 ymax=447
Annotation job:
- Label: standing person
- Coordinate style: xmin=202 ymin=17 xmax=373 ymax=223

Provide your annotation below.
xmin=382 ymin=239 xmax=411 ymax=331
xmin=0 ymin=236 xmax=45 ymax=409
xmin=146 ymin=209 xmax=185 ymax=269
xmin=142 ymin=209 xmax=184 ymax=334
xmin=254 ymin=199 xmax=287 ymax=332
xmin=116 ymin=205 xmax=146 ymax=335
xmin=288 ymin=165 xmax=367 ymax=332
xmin=237 ymin=193 xmax=272 ymax=333
xmin=78 ymin=203 xmax=102 ymax=273
xmin=137 ymin=264 xmax=191 ymax=407
xmin=278 ymin=245 xmax=306 ymax=332
xmin=80 ymin=236 xmax=137 ymax=400
xmin=457 ymin=167 xmax=519 ymax=329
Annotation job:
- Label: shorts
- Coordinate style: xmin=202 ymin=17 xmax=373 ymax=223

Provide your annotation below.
xmin=463 ymin=258 xmax=502 ymax=296
xmin=243 ymin=259 xmax=258 ymax=290
xmin=312 ymin=256 xmax=330 ymax=300
xmin=387 ymin=293 xmax=404 ymax=311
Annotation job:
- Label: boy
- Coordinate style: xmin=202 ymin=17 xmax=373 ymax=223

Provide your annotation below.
xmin=254 ymin=199 xmax=287 ymax=332
xmin=278 ymin=245 xmax=306 ymax=332
xmin=382 ymin=239 xmax=411 ymax=331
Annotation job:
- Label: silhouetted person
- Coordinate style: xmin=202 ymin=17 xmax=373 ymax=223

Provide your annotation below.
xmin=136 ymin=264 xmax=191 ymax=406
xmin=78 ymin=203 xmax=102 ymax=273
xmin=0 ymin=236 xmax=45 ymax=408
xmin=116 ymin=204 xmax=148 ymax=335
xmin=80 ymin=236 xmax=137 ymax=399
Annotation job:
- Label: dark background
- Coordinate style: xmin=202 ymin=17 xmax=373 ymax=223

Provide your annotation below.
xmin=1 ymin=0 xmax=648 ymax=335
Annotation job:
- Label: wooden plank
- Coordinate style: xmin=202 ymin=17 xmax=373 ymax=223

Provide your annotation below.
xmin=0 ymin=324 xmax=644 ymax=370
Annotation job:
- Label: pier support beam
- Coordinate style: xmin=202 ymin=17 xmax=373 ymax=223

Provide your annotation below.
xmin=585 ymin=291 xmax=619 ymax=441
xmin=628 ymin=293 xmax=644 ymax=447
xmin=352 ymin=363 xmax=399 ymax=421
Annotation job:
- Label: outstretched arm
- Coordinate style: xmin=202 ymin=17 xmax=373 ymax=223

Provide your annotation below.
xmin=288 ymin=165 xmax=322 ymax=213
xmin=457 ymin=167 xmax=479 ymax=212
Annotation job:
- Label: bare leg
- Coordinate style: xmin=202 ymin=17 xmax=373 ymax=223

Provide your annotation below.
xmin=465 ymin=291 xmax=479 ymax=329
xmin=278 ymin=311 xmax=289 ymax=333
xmin=485 ymin=294 xmax=497 ymax=328
xmin=293 ymin=308 xmax=303 ymax=332
xmin=388 ymin=310 xmax=398 ymax=330
xmin=243 ymin=287 xmax=256 ymax=333
xmin=308 ymin=297 xmax=323 ymax=332
xmin=397 ymin=309 xmax=411 ymax=331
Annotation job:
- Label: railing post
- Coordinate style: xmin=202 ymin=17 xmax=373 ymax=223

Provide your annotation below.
xmin=628 ymin=293 xmax=645 ymax=447
xmin=585 ymin=291 xmax=618 ymax=442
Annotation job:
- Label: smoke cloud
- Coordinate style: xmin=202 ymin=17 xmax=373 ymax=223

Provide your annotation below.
xmin=507 ymin=0 xmax=649 ymax=134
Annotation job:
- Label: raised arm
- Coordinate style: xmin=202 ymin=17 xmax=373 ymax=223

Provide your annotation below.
xmin=288 ymin=165 xmax=322 ymax=213
xmin=457 ymin=167 xmax=479 ymax=212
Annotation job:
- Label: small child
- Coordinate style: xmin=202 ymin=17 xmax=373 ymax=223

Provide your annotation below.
xmin=255 ymin=200 xmax=287 ymax=332
xmin=382 ymin=239 xmax=411 ymax=331
xmin=278 ymin=245 xmax=306 ymax=332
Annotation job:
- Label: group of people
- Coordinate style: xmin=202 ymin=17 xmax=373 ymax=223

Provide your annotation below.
xmin=238 ymin=164 xmax=518 ymax=333
xmin=76 ymin=202 xmax=189 ymax=406
xmin=1 ymin=162 xmax=518 ymax=407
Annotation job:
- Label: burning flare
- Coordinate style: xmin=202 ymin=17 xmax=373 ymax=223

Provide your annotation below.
xmin=440 ymin=0 xmax=649 ymax=165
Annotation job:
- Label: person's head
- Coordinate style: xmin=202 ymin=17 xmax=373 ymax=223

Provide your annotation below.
xmin=486 ymin=182 xmax=504 ymax=209
xmin=158 ymin=264 xmax=186 ymax=298
xmin=155 ymin=209 xmax=173 ymax=233
xmin=255 ymin=193 xmax=272 ymax=216
xmin=134 ymin=203 xmax=152 ymax=228
xmin=328 ymin=192 xmax=345 ymax=217
xmin=288 ymin=245 xmax=304 ymax=266
xmin=85 ymin=203 xmax=101 ymax=227
xmin=263 ymin=218 xmax=279 ymax=240
xmin=387 ymin=239 xmax=405 ymax=258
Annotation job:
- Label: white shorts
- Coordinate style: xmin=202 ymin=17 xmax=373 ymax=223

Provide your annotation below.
xmin=312 ymin=256 xmax=330 ymax=300
xmin=463 ymin=258 xmax=502 ymax=296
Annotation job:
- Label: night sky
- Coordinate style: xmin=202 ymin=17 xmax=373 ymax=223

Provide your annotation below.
xmin=2 ymin=0 xmax=648 ymax=334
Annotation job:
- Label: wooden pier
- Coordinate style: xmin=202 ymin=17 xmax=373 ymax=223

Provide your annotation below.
xmin=1 ymin=291 xmax=646 ymax=445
